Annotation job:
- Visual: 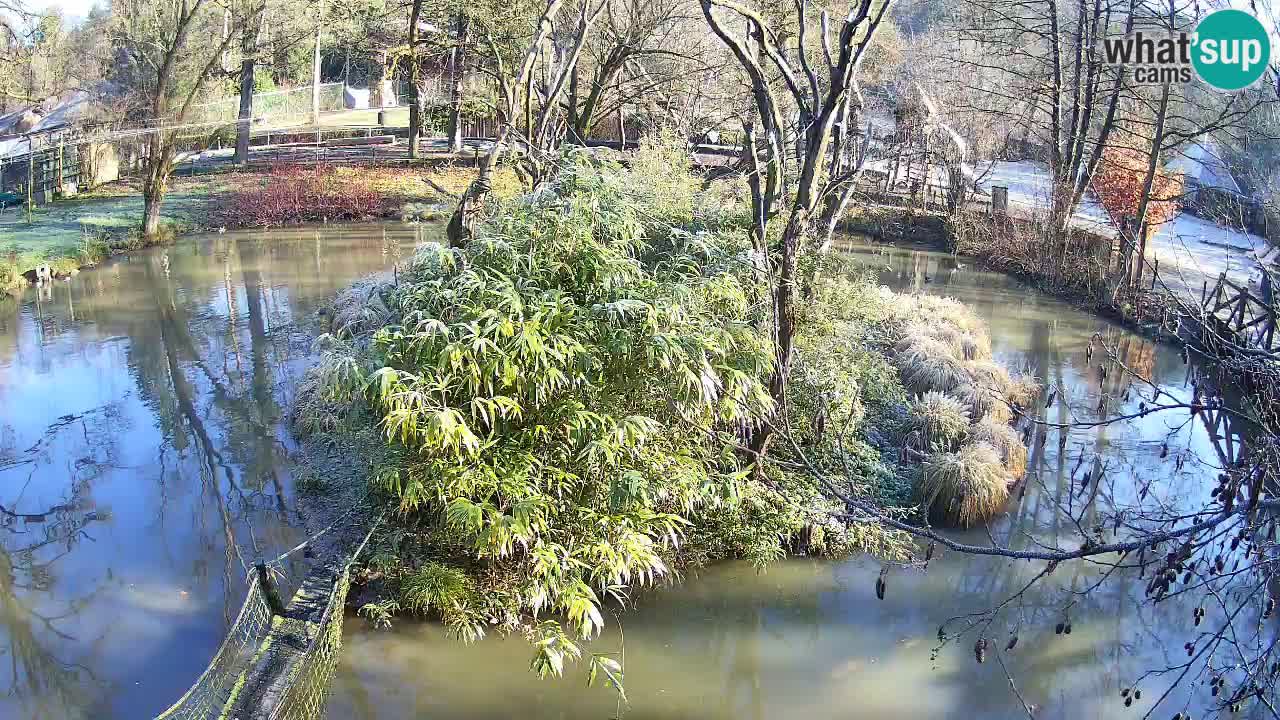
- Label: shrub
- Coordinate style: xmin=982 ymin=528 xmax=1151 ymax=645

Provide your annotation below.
xmin=330 ymin=147 xmax=796 ymax=673
xmin=400 ymin=563 xmax=487 ymax=641
xmin=917 ymin=442 xmax=1009 ymax=527
xmin=1091 ymin=145 xmax=1183 ymax=231
xmin=214 ymin=164 xmax=389 ymax=227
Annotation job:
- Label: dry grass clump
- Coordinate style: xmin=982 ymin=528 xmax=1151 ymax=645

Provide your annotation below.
xmin=291 ymin=337 xmax=369 ymax=438
xmin=918 ymin=442 xmax=1010 ymax=527
xmin=889 ymin=291 xmax=1040 ymax=527
xmin=952 ymin=382 xmax=1013 ymax=425
xmin=903 ymin=295 xmax=978 ymax=329
xmin=970 ymin=419 xmax=1028 ymax=479
xmin=898 ymin=348 xmax=969 ymax=395
xmin=327 ymin=279 xmax=395 ymax=338
xmin=964 ymin=360 xmax=1014 ymax=396
xmin=931 ymin=323 xmax=991 ymax=361
xmin=1006 ymin=375 xmax=1042 ymax=410
xmin=897 ymin=321 xmax=991 ymax=362
xmin=292 ymin=365 xmax=349 ymax=437
xmin=908 ymin=391 xmax=971 ymax=450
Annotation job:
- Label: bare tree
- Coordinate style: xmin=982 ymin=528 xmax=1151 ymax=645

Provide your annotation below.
xmin=700 ymin=0 xmax=893 ymax=456
xmin=446 ymin=0 xmax=606 ymax=246
xmin=110 ymin=0 xmax=244 ymax=238
xmin=564 ymin=0 xmax=707 ymax=144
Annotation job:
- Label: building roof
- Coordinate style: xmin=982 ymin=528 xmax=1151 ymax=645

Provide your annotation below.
xmin=1166 ymin=140 xmax=1241 ymax=195
xmin=0 ymin=91 xmax=95 ymax=160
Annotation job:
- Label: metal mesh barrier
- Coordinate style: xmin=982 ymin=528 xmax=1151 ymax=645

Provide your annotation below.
xmin=184 ymin=84 xmax=348 ymax=125
xmin=267 ymin=566 xmax=353 ymax=720
xmin=152 ymin=508 xmax=379 ymax=720
xmin=153 ymin=574 xmax=275 ymax=720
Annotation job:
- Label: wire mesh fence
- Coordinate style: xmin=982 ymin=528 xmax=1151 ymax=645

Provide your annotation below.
xmin=184 ymin=84 xmax=347 ymax=126
xmin=147 ymin=563 xmax=357 ymax=720
xmin=150 ymin=505 xmax=383 ymax=720
xmin=267 ymin=565 xmax=353 ymax=720
xmin=152 ymin=573 xmax=276 ymax=720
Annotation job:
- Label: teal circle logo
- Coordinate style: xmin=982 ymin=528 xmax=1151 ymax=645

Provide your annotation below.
xmin=1192 ymin=9 xmax=1271 ymax=90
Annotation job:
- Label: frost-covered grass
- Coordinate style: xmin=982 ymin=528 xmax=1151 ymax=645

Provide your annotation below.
xmin=0 ymin=164 xmax=518 ymax=294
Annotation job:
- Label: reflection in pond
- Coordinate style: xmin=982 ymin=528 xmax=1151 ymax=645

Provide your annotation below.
xmin=0 ymin=222 xmax=435 ymax=720
xmin=327 ymin=238 xmax=1238 ymax=720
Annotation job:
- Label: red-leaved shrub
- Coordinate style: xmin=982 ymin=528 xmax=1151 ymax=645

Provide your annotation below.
xmin=215 ymin=165 xmax=390 ymax=227
xmin=1091 ymin=146 xmax=1183 ymax=231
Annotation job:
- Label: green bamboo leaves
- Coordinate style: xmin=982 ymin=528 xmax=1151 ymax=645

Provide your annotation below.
xmin=354 ymin=149 xmax=771 ymax=661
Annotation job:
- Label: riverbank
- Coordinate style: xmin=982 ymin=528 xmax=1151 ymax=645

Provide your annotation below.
xmin=0 ymin=163 xmax=518 ymax=295
xmin=839 ymin=203 xmax=1193 ymax=344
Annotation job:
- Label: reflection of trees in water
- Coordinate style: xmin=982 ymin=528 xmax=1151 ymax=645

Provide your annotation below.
xmin=141 ymin=252 xmax=298 ymax=618
xmin=0 ymin=227 xmax=419 ymax=716
xmin=1 ymin=548 xmax=97 ymax=720
xmin=0 ymin=422 xmax=113 ymax=719
xmin=617 ymin=563 xmax=836 ymax=719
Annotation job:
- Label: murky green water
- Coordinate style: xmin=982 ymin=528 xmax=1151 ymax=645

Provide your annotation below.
xmin=326 ymin=239 xmax=1239 ymax=720
xmin=0 ymin=222 xmax=437 ymax=720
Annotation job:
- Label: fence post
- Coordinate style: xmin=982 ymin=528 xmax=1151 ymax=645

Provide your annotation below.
xmin=256 ymin=562 xmax=288 ymax=616
xmin=26 ymin=142 xmax=34 ymax=217
xmin=991 ymin=186 xmax=1008 ymax=216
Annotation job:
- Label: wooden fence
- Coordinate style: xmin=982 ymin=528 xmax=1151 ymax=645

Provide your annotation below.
xmin=0 ymin=138 xmax=77 ymax=207
xmin=1201 ymin=273 xmax=1277 ymax=353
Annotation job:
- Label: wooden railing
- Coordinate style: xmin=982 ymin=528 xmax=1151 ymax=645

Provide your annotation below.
xmin=1202 ymin=273 xmax=1277 ymax=353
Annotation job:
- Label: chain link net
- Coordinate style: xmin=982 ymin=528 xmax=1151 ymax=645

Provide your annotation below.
xmin=184 ymin=84 xmax=348 ymax=125
xmin=153 ymin=574 xmax=275 ymax=720
xmin=267 ymin=566 xmax=352 ymax=720
xmin=154 ymin=509 xmax=380 ymax=720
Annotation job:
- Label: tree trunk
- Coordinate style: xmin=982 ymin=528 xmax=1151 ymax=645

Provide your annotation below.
xmin=142 ymin=134 xmax=174 ymax=239
xmin=407 ymin=0 xmax=424 ymax=159
xmin=1130 ymin=49 xmax=1173 ymax=289
xmin=235 ymin=49 xmax=255 ymax=164
xmin=447 ymin=162 xmax=491 ymax=248
xmin=447 ymin=14 xmax=468 ymax=154
xmin=748 ymin=210 xmax=807 ymax=457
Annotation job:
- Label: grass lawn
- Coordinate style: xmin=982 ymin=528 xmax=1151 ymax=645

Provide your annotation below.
xmin=0 ymin=162 xmax=510 ymax=294
xmin=0 ymin=173 xmax=240 ymax=291
xmin=0 ymin=175 xmax=231 ymax=256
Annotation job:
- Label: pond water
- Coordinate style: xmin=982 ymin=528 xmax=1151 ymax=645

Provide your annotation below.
xmin=325 ymin=238 xmax=1241 ymax=720
xmin=0 ymin=226 xmax=1244 ymax=720
xmin=0 ymin=222 xmax=435 ymax=720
